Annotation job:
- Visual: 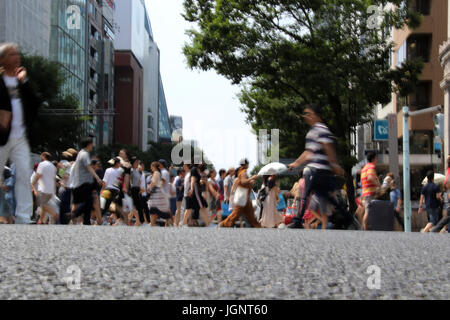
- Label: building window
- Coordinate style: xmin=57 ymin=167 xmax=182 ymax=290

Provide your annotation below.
xmin=409 ymin=81 xmax=432 ymax=110
xmin=410 ymin=0 xmax=431 ymax=15
xmin=410 ymin=131 xmax=432 ymax=154
xmin=397 ymin=42 xmax=406 ymax=67
xmin=407 ymin=34 xmax=432 ymax=62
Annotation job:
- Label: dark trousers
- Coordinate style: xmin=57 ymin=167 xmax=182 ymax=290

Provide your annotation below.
xmin=73 ymin=183 xmax=93 ymax=225
xmin=58 ymin=188 xmax=72 ymax=225
xmin=431 ymin=215 xmax=450 ymax=232
xmin=131 ymin=187 xmax=150 ymax=223
xmin=293 ymin=168 xmax=338 ymax=225
xmin=394 ymin=210 xmax=404 ymax=230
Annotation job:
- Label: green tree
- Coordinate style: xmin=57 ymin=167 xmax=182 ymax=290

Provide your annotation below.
xmin=182 ymin=0 xmax=424 ymax=211
xmin=22 ymin=55 xmax=84 ymax=156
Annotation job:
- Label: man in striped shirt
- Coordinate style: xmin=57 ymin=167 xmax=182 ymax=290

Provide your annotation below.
xmin=361 ymin=151 xmax=379 ymax=230
xmin=287 ymin=104 xmax=345 ymax=229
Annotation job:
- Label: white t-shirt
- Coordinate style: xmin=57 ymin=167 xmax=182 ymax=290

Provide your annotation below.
xmin=103 ymin=167 xmax=124 ymax=190
xmin=3 ymin=75 xmax=25 ymax=139
xmin=36 ymin=160 xmax=57 ymax=194
xmin=140 ymin=173 xmax=147 ymax=196
xmin=184 ymin=172 xmax=191 ymax=197
xmin=161 ymin=168 xmax=171 ymax=194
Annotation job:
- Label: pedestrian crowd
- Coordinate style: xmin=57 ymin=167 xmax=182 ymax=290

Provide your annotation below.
xmin=0 ymin=42 xmax=448 ymax=232
xmin=0 ymin=138 xmax=289 ymax=228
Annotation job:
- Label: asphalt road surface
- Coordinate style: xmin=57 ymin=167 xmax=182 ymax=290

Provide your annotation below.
xmin=0 ymin=225 xmax=448 ymax=300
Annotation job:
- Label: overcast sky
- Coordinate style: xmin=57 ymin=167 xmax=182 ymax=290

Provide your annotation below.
xmin=145 ymin=0 xmax=258 ymax=171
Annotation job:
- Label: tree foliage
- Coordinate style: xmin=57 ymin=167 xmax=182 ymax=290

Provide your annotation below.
xmin=22 ymin=55 xmax=84 ymax=156
xmin=182 ymin=0 xmax=425 ymax=209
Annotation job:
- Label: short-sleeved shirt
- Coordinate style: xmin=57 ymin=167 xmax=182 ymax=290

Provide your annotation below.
xmin=71 ymin=149 xmax=93 ymax=189
xmin=103 ymin=167 xmax=124 ymax=191
xmin=160 ymin=168 xmax=171 ymax=194
xmin=3 ymin=75 xmax=25 ymax=139
xmin=36 ymin=160 xmax=57 ymax=194
xmin=190 ymin=167 xmax=201 ymax=193
xmin=223 ymin=175 xmax=234 ymax=199
xmin=217 ymin=177 xmax=224 ymax=196
xmin=421 ymin=183 xmax=441 ymax=209
xmin=130 ymin=168 xmax=142 ymax=188
xmin=305 ymin=123 xmax=335 ymax=171
xmin=390 ymin=188 xmax=402 ymax=207
xmin=361 ymin=163 xmax=378 ymax=197
xmin=175 ymin=176 xmax=184 ymax=201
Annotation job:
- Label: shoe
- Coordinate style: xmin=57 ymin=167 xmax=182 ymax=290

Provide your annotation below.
xmin=287 ymin=222 xmax=304 ymax=229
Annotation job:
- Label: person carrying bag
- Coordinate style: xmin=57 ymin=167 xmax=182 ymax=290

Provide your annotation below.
xmin=218 ymin=159 xmax=261 ymax=228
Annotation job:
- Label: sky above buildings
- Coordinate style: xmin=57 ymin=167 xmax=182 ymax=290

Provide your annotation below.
xmin=145 ymin=0 xmax=258 ymax=171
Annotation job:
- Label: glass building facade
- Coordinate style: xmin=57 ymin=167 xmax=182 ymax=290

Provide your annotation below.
xmin=158 ymin=75 xmax=172 ymax=141
xmin=50 ymin=0 xmax=87 ymax=107
xmin=0 ymin=0 xmax=51 ymax=58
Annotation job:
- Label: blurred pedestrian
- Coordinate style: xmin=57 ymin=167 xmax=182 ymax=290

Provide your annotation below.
xmin=260 ymin=175 xmax=284 ymax=228
xmin=419 ymin=171 xmax=442 ymax=232
xmin=90 ymin=159 xmax=103 ymax=225
xmin=31 ymin=152 xmax=58 ymax=224
xmin=130 ymin=157 xmax=145 ymax=226
xmin=101 ymin=157 xmax=123 ymax=222
xmin=287 ymin=104 xmax=345 ymax=229
xmin=361 ymin=152 xmax=379 ymax=230
xmin=174 ymin=167 xmax=185 ymax=227
xmin=218 ymin=159 xmax=261 ymax=228
xmin=69 ymin=137 xmax=103 ymax=225
xmin=0 ymin=42 xmax=41 ymax=224
xmin=0 ymin=164 xmax=15 ymax=224
xmin=389 ymin=179 xmax=404 ymax=230
xmin=147 ymin=161 xmax=171 ymax=226
xmin=182 ymin=163 xmax=212 ymax=227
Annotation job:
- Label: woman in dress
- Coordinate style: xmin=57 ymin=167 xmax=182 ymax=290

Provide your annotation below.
xmin=147 ymin=161 xmax=171 ymax=226
xmin=260 ymin=175 xmax=284 ymax=228
xmin=207 ymin=169 xmax=221 ymax=222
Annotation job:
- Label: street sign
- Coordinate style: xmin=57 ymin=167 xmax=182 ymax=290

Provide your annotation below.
xmin=373 ymin=119 xmax=388 ymax=141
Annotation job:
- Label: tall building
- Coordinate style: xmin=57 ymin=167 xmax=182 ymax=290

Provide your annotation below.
xmin=0 ymin=0 xmax=116 ymax=145
xmin=356 ymin=0 xmax=447 ymax=200
xmin=141 ymin=8 xmax=159 ymax=150
xmin=50 ymin=0 xmax=88 ymax=110
xmin=439 ymin=1 xmax=450 ymax=171
xmin=113 ymin=0 xmax=144 ymax=147
xmin=0 ymin=0 xmax=51 ymax=58
xmin=86 ymin=0 xmax=116 ymax=145
xmin=158 ymin=74 xmax=172 ymax=143
xmin=114 ymin=0 xmax=172 ymax=150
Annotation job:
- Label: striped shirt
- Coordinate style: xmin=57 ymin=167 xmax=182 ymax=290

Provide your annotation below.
xmin=305 ymin=123 xmax=335 ymax=171
xmin=361 ymin=163 xmax=378 ymax=197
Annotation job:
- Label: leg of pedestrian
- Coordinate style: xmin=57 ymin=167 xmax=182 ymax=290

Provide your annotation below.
xmin=9 ymin=138 xmax=32 ymax=224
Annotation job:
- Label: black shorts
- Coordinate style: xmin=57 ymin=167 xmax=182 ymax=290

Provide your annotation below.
xmin=72 ymin=183 xmax=93 ymax=205
xmin=149 ymin=207 xmax=171 ymax=220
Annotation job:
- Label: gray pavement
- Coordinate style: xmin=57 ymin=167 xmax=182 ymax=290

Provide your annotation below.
xmin=0 ymin=225 xmax=448 ymax=300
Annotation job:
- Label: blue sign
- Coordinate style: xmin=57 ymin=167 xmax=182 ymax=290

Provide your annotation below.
xmin=374 ymin=120 xmax=388 ymax=141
